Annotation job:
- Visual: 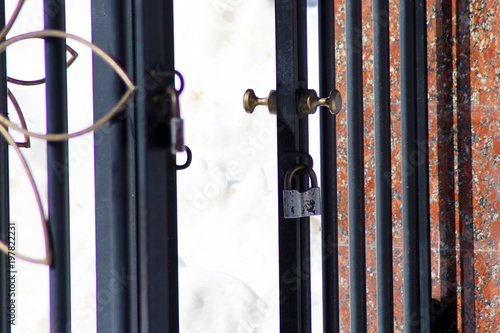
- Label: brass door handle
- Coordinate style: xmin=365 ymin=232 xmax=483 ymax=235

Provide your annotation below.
xmin=243 ymin=88 xmax=342 ymax=116
xmin=243 ymin=89 xmax=277 ymax=114
xmin=299 ymin=89 xmax=342 ymax=115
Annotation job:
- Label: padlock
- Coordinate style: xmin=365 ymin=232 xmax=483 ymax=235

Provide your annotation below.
xmin=167 ymin=86 xmax=185 ymax=154
xmin=171 ymin=117 xmax=184 ymax=153
xmin=283 ymin=165 xmax=321 ymax=219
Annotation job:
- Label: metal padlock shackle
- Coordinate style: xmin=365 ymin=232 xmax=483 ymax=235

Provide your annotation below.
xmin=166 ymin=86 xmax=180 ymax=118
xmin=285 ymin=164 xmax=318 ymax=190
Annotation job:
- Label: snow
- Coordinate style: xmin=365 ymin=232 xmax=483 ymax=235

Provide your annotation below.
xmin=9 ymin=0 xmax=325 ymax=332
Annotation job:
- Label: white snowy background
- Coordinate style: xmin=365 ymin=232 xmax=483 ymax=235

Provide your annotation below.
xmin=7 ymin=0 xmax=326 ymax=332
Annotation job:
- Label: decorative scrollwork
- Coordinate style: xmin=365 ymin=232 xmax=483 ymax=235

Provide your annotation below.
xmin=0 ymin=0 xmax=136 ymax=266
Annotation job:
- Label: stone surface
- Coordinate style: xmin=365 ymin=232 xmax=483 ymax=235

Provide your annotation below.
xmin=332 ymin=0 xmax=500 ymax=330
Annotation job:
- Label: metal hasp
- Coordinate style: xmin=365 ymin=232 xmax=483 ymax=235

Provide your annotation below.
xmin=166 ymin=85 xmax=185 ymax=154
xmin=275 ymin=0 xmax=312 ymax=332
xmin=150 ymin=71 xmax=186 ymax=154
xmin=170 ymin=116 xmax=184 ymax=153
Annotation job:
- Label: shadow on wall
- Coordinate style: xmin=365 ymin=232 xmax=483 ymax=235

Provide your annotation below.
xmin=434 ymin=0 xmax=474 ymax=330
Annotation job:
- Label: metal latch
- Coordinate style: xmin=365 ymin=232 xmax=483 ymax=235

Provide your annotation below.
xmin=166 ymin=86 xmax=185 ymax=154
xmin=243 ymin=88 xmax=342 ymax=115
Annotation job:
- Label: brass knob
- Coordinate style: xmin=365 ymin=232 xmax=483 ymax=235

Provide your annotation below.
xmin=299 ymin=89 xmax=342 ymax=115
xmin=243 ymin=89 xmax=277 ymax=115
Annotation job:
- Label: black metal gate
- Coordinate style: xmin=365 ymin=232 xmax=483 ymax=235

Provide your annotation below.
xmin=95 ymin=0 xmax=432 ymax=330
xmin=243 ymin=0 xmax=431 ymax=331
xmin=0 ymin=0 xmax=441 ymax=332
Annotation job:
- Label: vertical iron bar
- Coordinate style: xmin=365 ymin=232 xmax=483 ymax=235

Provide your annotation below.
xmin=300 ymin=217 xmax=311 ymax=333
xmin=318 ymin=0 xmax=340 ymax=332
xmin=134 ymin=0 xmax=179 ymax=331
xmin=400 ymin=0 xmax=420 ymax=330
xmin=0 ymin=1 xmax=11 ymax=332
xmin=92 ymin=0 xmax=137 ymax=332
xmin=373 ymin=0 xmax=394 ymax=331
xmin=297 ymin=3 xmax=312 ymax=333
xmin=44 ymin=1 xmax=71 ymax=332
xmin=415 ymin=0 xmax=430 ymax=330
xmin=275 ymin=0 xmax=310 ymax=332
xmin=159 ymin=2 xmax=179 ymax=329
xmin=346 ymin=0 xmax=367 ymax=329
